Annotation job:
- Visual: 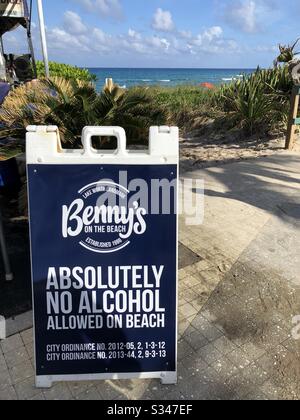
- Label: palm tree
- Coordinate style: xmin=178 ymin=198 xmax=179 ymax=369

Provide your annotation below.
xmin=274 ymin=38 xmax=300 ymax=66
xmin=0 ymin=78 xmax=91 ymax=148
xmin=94 ymin=84 xmax=166 ymax=146
xmin=0 ymin=77 xmax=166 ymax=151
xmin=0 ymin=77 xmax=167 ymax=215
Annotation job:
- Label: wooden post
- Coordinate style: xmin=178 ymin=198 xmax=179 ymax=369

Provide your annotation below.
xmin=286 ymin=85 xmax=300 ymax=150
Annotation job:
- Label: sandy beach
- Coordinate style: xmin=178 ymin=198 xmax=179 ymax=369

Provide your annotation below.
xmin=180 ymin=131 xmax=300 ymax=173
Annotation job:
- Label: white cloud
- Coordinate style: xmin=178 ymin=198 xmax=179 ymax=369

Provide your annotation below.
xmin=179 ymin=30 xmax=193 ymax=39
xmin=128 ymin=28 xmax=136 ymax=38
xmin=72 ymin=0 xmax=123 ymax=20
xmin=1 ymin=12 xmax=242 ymax=63
xmin=128 ymin=28 xmax=141 ymax=40
xmin=187 ymin=26 xmax=241 ymax=55
xmin=47 ymin=22 xmax=240 ymax=58
xmin=148 ymin=36 xmax=171 ymax=51
xmin=203 ymin=26 xmax=223 ymax=42
xmin=152 ymin=8 xmax=175 ymax=32
xmin=222 ymin=0 xmax=277 ymax=33
xmin=47 ymin=27 xmax=91 ymax=53
xmin=92 ymin=28 xmax=110 ymax=45
xmin=63 ymin=11 xmax=87 ymax=34
xmin=193 ymin=26 xmax=223 ymax=47
xmin=225 ymin=0 xmax=257 ymax=33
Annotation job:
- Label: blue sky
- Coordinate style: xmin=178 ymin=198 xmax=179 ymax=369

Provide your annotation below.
xmin=3 ymin=0 xmax=300 ymax=68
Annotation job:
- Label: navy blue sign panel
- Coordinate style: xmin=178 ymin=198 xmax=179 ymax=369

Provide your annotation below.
xmin=28 ymin=164 xmax=177 ymax=377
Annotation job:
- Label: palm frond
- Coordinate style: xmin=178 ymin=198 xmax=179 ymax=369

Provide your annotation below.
xmin=0 ymin=77 xmax=167 ymax=148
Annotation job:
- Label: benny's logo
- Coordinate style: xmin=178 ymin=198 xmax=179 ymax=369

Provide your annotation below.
xmin=62 ymin=181 xmax=147 ymax=253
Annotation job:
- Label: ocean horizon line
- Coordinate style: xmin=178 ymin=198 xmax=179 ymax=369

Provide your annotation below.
xmin=86 ymin=67 xmax=257 ymax=70
xmin=87 ymin=68 xmax=256 ymax=90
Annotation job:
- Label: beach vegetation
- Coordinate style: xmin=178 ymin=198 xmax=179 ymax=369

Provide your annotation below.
xmin=0 ymin=77 xmax=166 ymax=151
xmin=143 ymin=65 xmax=292 ymax=136
xmin=147 ymin=85 xmax=216 ymax=131
xmin=1 ymin=41 xmax=296 ymax=153
xmin=274 ymin=38 xmax=300 ymax=66
xmin=213 ymin=66 xmax=292 ymax=135
xmin=36 ymin=61 xmax=96 ymax=82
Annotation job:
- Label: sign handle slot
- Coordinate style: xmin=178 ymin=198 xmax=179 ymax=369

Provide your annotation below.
xmin=82 ymin=126 xmax=127 ymax=157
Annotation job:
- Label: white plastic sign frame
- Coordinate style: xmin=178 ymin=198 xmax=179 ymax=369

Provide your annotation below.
xmin=26 ymin=126 xmax=179 ymax=389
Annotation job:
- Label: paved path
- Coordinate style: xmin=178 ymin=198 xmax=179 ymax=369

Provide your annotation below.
xmin=1 ymin=152 xmax=300 ymax=400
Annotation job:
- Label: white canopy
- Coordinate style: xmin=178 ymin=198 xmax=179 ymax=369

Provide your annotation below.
xmin=0 ymin=0 xmax=29 ymax=36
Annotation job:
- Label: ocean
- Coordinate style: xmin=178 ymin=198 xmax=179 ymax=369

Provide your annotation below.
xmin=88 ymin=68 xmax=255 ymax=90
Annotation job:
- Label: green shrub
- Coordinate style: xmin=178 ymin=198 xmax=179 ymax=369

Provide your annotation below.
xmin=214 ymin=66 xmax=293 ymax=134
xmin=146 ymin=86 xmax=215 ymax=129
xmin=36 ymin=61 xmax=96 ymax=82
xmin=0 ymin=78 xmax=166 ymax=149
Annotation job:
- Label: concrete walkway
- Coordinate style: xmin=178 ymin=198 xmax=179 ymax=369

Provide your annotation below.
xmin=1 ymin=152 xmax=300 ymax=400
